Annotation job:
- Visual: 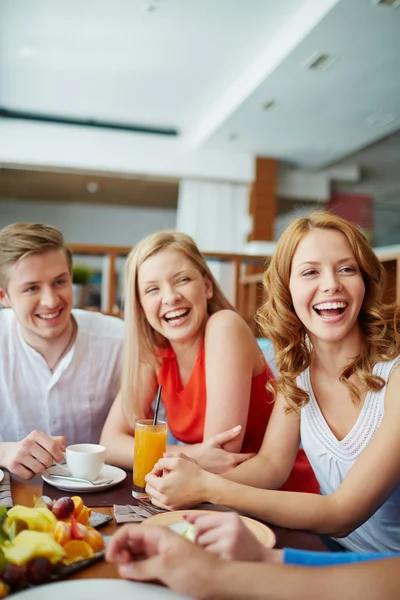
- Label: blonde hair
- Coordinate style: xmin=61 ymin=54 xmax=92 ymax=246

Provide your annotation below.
xmin=257 ymin=211 xmax=400 ymax=411
xmin=122 ymin=231 xmax=235 ymax=422
xmin=0 ymin=222 xmax=72 ymax=289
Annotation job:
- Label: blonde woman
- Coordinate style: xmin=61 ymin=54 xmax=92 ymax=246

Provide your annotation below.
xmin=145 ymin=214 xmax=400 ymax=552
xmin=101 ymin=231 xmax=318 ymax=489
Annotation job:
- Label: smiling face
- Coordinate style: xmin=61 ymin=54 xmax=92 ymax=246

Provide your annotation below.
xmin=1 ymin=249 xmax=74 ymax=345
xmin=137 ymin=248 xmax=213 ymax=345
xmin=289 ymin=228 xmax=366 ymax=346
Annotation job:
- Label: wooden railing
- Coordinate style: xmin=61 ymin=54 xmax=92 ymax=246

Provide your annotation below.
xmin=68 ymin=243 xmax=266 ymax=325
xmin=69 ymin=243 xmax=400 ymax=335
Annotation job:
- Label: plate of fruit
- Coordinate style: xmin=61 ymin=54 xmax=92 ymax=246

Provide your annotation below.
xmin=0 ymin=496 xmax=107 ymax=597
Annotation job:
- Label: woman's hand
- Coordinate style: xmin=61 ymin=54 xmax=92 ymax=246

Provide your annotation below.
xmin=195 ymin=425 xmax=255 ymax=474
xmin=187 ymin=512 xmax=280 ymax=563
xmin=145 ymin=454 xmax=214 ymax=510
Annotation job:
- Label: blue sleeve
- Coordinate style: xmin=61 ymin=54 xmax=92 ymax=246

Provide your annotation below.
xmin=283 ymin=548 xmax=399 ymax=567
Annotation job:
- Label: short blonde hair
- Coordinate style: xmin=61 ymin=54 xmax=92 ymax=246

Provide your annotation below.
xmin=0 ymin=222 xmax=72 ymax=289
xmin=257 ymin=211 xmax=400 ymax=411
xmin=122 ymin=230 xmax=235 ymax=422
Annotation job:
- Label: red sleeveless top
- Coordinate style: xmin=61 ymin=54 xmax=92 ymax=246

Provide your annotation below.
xmin=157 ymin=341 xmax=319 ymax=494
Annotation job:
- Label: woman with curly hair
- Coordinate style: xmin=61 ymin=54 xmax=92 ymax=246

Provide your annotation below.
xmin=145 ymin=212 xmax=400 ymax=552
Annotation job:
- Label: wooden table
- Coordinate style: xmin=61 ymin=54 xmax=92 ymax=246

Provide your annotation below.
xmin=11 ymin=474 xmax=329 ymax=582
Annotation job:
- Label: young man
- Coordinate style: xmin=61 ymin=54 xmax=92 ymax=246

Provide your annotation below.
xmin=0 ymin=222 xmax=124 ymax=479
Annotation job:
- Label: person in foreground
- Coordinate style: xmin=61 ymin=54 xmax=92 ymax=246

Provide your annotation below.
xmin=145 ymin=212 xmax=400 ymax=552
xmin=0 ymin=222 xmax=124 ymax=479
xmin=101 ymin=230 xmax=317 ymax=490
xmin=106 ymin=514 xmax=400 ymax=600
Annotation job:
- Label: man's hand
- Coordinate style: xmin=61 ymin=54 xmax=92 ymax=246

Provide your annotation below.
xmin=0 ymin=431 xmax=66 ymax=479
xmin=106 ymin=523 xmax=217 ymax=599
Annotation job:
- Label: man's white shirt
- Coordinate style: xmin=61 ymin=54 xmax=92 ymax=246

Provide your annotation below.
xmin=0 ymin=308 xmax=124 ymax=445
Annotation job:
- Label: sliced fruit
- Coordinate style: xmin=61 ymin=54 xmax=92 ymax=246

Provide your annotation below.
xmin=7 ymin=507 xmax=56 ymax=532
xmin=75 ymin=506 xmax=91 ymax=526
xmin=70 ymin=516 xmax=84 ymax=540
xmin=85 ymin=527 xmax=104 ymax=553
xmin=2 ymin=531 xmax=65 ymax=565
xmin=71 ymin=496 xmax=84 ymax=518
xmin=52 ymin=521 xmax=71 ymax=546
xmin=63 ymin=540 xmax=93 ymax=564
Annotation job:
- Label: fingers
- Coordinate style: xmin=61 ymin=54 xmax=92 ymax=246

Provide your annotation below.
xmin=40 ymin=434 xmax=66 ymax=461
xmin=50 ymin=435 xmax=67 ymax=456
xmin=118 ymin=557 xmax=161 ymax=582
xmin=106 ymin=525 xmax=146 ymax=563
xmin=164 ymin=451 xmax=198 ymax=465
xmin=209 ymin=425 xmax=242 ymax=448
xmin=230 ymin=452 xmax=255 ymax=466
xmin=7 ymin=431 xmax=67 ymax=478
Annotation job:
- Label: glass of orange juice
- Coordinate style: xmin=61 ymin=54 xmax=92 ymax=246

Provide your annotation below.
xmin=132 ymin=419 xmax=168 ymax=498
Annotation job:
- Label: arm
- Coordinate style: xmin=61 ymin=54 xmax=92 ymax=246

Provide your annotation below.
xmin=0 ymin=432 xmax=65 ymax=479
xmin=147 ymin=369 xmax=400 ymax=535
xmin=201 ymin=310 xmax=259 ymax=453
xmin=100 ymin=361 xmax=159 ymax=468
xmin=106 ymin=524 xmax=400 ymax=600
xmin=100 ymin=390 xmax=136 ymax=469
xmin=200 ymin=558 xmax=400 ymax=600
xmin=99 ymin=366 xmax=248 ymax=471
xmin=220 ymin=390 xmax=301 ymax=489
xmin=145 ymin=392 xmax=301 ymax=509
xmin=204 ymin=367 xmax=400 ymax=535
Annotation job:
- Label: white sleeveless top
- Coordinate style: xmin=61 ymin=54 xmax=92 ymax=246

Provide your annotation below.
xmin=298 ymin=355 xmax=400 ymax=552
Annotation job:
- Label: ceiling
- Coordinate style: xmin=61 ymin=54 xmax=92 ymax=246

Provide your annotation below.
xmin=0 ymin=0 xmax=399 ymax=171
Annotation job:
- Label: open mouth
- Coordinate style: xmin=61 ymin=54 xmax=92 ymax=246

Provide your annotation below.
xmin=163 ymin=308 xmax=190 ymax=323
xmin=313 ymin=301 xmax=348 ymax=319
xmin=36 ymin=308 xmax=64 ymax=321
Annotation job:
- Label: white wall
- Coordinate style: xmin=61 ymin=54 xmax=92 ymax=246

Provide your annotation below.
xmin=0 ymin=198 xmax=177 ymax=245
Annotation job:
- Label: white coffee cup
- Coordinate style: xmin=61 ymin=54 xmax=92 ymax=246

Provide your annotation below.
xmin=65 ymin=443 xmax=106 ymax=480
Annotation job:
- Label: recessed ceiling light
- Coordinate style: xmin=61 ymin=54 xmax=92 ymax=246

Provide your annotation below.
xmin=141 ymin=2 xmax=159 ymax=12
xmin=86 ymin=181 xmax=99 ymax=193
xmin=372 ymin=0 xmax=400 ymax=8
xmin=303 ymin=52 xmax=337 ymax=71
xmin=262 ymin=100 xmax=277 ymax=111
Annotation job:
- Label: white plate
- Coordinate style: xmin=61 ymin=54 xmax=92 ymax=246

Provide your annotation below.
xmin=0 ymin=468 xmax=4 ymax=484
xmin=143 ymin=509 xmax=276 ymax=548
xmin=12 ymin=579 xmax=190 ymax=599
xmin=41 ymin=464 xmax=126 ymax=492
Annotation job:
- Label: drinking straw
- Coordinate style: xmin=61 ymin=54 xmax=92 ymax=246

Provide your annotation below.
xmin=153 ymin=385 xmax=162 ymax=425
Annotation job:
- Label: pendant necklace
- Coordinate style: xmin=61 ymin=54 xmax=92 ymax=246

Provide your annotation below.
xmin=49 ymin=319 xmax=77 ymax=373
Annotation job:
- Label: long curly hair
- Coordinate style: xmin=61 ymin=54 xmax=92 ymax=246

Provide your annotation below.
xmin=257 ymin=212 xmax=400 ymax=411
xmin=122 ymin=230 xmax=235 ymax=423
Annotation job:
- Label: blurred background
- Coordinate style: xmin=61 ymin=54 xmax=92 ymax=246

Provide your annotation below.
xmin=0 ymin=0 xmax=399 ymax=317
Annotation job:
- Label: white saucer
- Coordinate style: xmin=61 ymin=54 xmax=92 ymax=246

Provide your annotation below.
xmin=41 ymin=464 xmax=126 ymax=492
xmin=0 ymin=468 xmax=4 ymax=484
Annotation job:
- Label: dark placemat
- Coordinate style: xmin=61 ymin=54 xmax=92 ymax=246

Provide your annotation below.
xmin=42 ymin=469 xmax=134 ymax=507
